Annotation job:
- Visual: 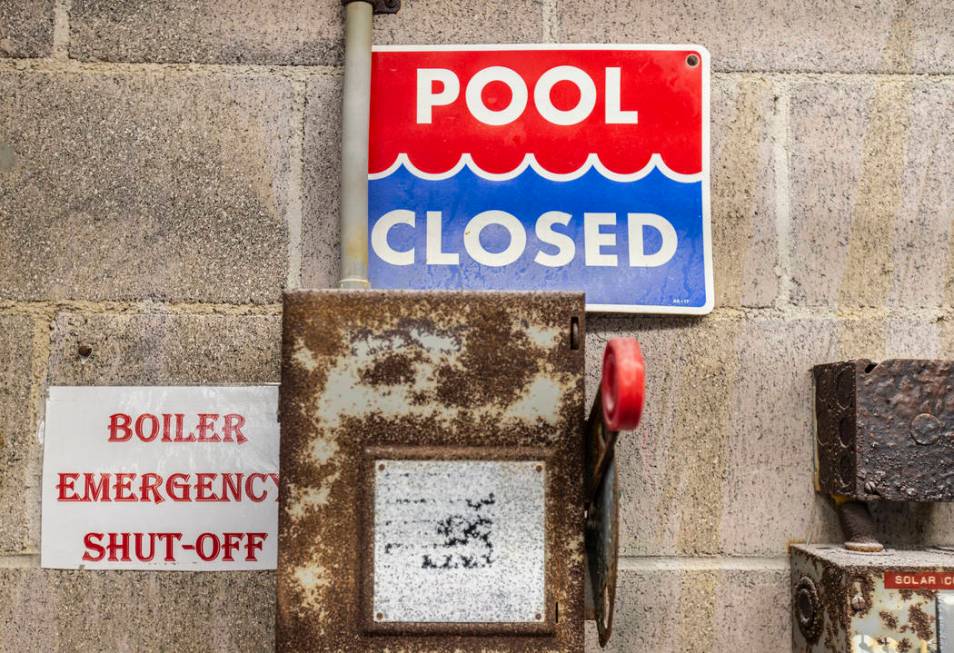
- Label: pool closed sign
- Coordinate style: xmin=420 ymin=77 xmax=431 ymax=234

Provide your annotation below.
xmin=368 ymin=44 xmax=713 ymax=314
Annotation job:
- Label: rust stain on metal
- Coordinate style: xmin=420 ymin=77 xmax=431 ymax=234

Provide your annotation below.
xmin=791 ymin=545 xmax=950 ymax=652
xmin=879 ymin=609 xmax=898 ymax=630
xmin=359 ymin=350 xmax=420 ymax=386
xmin=905 ymin=603 xmax=934 ymax=642
xmin=814 ymin=359 xmax=954 ymax=501
xmin=818 ymin=564 xmax=847 ymax=650
xmin=276 ymin=290 xmax=585 ymax=652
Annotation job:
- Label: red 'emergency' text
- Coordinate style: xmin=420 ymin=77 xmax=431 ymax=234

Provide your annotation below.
xmin=57 ymin=471 xmax=279 ymax=503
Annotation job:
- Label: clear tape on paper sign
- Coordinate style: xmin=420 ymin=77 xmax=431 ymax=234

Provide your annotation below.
xmin=41 ymin=386 xmax=279 ymax=571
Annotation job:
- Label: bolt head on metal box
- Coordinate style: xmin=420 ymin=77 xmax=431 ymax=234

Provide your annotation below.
xmin=276 ymin=290 xmax=585 ymax=652
xmin=791 ymin=544 xmax=954 ymax=652
xmin=813 ymin=359 xmax=954 ymax=502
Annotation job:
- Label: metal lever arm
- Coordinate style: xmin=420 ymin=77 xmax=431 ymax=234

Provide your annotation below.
xmin=586 ymin=339 xmax=644 ymax=502
xmin=584 ymin=338 xmax=645 ymax=647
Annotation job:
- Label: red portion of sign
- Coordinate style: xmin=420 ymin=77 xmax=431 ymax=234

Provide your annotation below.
xmin=369 ymin=48 xmax=704 ymax=176
xmin=884 ymin=571 xmax=954 ymax=590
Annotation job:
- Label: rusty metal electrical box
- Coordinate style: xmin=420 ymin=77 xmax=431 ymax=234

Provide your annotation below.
xmin=276 ymin=290 xmax=586 ymax=651
xmin=798 ymin=359 xmax=954 ymax=652
xmin=813 ymin=359 xmax=954 ymax=502
xmin=792 ymin=544 xmax=954 ymax=652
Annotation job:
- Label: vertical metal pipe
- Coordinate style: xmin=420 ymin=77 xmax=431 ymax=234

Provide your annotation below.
xmin=339 ymin=1 xmax=373 ymax=289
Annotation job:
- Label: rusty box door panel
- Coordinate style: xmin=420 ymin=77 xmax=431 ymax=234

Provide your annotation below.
xmin=277 ymin=290 xmax=586 ymax=652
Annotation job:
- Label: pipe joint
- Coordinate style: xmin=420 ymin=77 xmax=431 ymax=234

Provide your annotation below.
xmin=834 ymin=497 xmax=885 ymax=553
xmin=342 ymin=0 xmax=400 ymax=14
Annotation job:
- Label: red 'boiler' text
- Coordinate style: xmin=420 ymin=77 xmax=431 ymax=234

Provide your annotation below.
xmin=108 ymin=412 xmax=247 ymax=444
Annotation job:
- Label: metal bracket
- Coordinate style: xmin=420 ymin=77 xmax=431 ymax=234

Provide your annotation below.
xmin=585 ymin=389 xmax=618 ymax=507
xmin=342 ymin=0 xmax=401 ymax=14
xmin=584 ymin=392 xmax=619 ymax=647
xmin=583 ymin=338 xmax=643 ymax=647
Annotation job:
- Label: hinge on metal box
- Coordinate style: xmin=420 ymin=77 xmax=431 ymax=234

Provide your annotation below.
xmin=342 ymin=0 xmax=401 ymax=14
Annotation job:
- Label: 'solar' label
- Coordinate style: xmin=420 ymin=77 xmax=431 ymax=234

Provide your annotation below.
xmin=884 ymin=570 xmax=954 ymax=590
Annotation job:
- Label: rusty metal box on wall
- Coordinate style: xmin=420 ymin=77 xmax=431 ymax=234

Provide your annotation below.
xmin=792 ymin=544 xmax=954 ymax=652
xmin=813 ymin=359 xmax=954 ymax=502
xmin=276 ymin=290 xmax=586 ymax=651
xmin=798 ymin=359 xmax=954 ymax=653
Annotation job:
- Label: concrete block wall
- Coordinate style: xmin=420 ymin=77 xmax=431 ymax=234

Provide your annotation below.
xmin=1 ymin=1 xmax=952 ymax=650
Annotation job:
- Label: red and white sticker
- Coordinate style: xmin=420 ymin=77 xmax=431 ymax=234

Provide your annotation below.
xmin=41 ymin=386 xmax=279 ymax=571
xmin=884 ymin=571 xmax=954 ymax=590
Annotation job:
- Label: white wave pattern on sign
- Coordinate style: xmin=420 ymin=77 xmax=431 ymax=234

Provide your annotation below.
xmin=368 ymin=151 xmax=704 ymax=184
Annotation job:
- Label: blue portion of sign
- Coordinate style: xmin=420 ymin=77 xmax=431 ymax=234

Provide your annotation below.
xmin=369 ymin=165 xmax=707 ymax=311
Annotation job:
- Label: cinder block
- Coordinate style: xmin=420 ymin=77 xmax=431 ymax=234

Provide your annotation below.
xmin=0 ymin=72 xmax=292 ymax=303
xmin=710 ymin=75 xmax=778 ymax=308
xmin=47 ymin=313 xmax=281 ymax=385
xmin=584 ymin=563 xmax=789 ymax=652
xmin=374 ymin=0 xmax=543 ymax=47
xmin=70 ymin=0 xmax=544 ymax=65
xmin=716 ymin=317 xmax=842 ymax=554
xmin=0 ymin=315 xmax=38 ymax=554
xmin=835 ymin=315 xmax=941 ymax=362
xmin=0 ymin=567 xmax=274 ymax=652
xmin=554 ymin=0 xmax=954 ymax=74
xmin=789 ymin=79 xmax=954 ymax=309
xmin=301 ymin=72 xmax=342 ymax=289
xmin=0 ymin=1 xmax=53 ymax=58
xmin=70 ymin=0 xmax=342 ymax=64
xmin=588 ymin=315 xmax=741 ymax=556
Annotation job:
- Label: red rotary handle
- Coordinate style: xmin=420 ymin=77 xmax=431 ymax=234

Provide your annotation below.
xmin=600 ymin=338 xmax=645 ymax=431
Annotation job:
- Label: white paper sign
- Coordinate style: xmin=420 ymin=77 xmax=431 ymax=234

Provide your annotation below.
xmin=41 ymin=386 xmax=279 ymax=571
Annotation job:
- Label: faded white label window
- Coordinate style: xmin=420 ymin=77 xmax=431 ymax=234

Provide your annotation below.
xmin=940 ymin=592 xmax=954 ymax=652
xmin=372 ymin=459 xmax=546 ymax=623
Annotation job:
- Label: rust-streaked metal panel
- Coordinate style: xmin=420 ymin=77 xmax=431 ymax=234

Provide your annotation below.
xmin=277 ymin=290 xmax=585 ymax=652
xmin=791 ymin=544 xmax=954 ymax=652
xmin=814 ymin=359 xmax=954 ymax=502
